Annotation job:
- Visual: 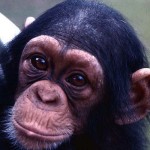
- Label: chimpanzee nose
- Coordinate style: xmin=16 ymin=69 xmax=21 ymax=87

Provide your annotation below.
xmin=30 ymin=80 xmax=67 ymax=111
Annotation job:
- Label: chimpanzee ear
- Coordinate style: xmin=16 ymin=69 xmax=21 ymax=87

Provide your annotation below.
xmin=116 ymin=68 xmax=150 ymax=125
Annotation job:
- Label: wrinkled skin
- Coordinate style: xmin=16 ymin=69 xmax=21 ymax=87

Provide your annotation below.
xmin=10 ymin=35 xmax=103 ymax=149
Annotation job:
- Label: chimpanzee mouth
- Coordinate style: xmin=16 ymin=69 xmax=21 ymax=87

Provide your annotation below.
xmin=13 ymin=119 xmax=71 ymax=142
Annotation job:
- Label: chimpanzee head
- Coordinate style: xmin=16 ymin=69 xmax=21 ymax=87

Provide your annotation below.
xmin=2 ymin=0 xmax=150 ymax=150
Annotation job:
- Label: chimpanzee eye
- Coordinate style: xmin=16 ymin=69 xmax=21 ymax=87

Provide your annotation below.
xmin=30 ymin=55 xmax=48 ymax=71
xmin=66 ymin=73 xmax=87 ymax=87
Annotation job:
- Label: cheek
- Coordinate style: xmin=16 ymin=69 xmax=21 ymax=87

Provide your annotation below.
xmin=71 ymin=91 xmax=101 ymax=133
xmin=74 ymin=85 xmax=102 ymax=110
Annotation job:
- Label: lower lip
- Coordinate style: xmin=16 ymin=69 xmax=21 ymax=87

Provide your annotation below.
xmin=13 ymin=119 xmax=69 ymax=142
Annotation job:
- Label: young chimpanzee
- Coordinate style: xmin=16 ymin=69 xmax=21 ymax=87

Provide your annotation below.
xmin=0 ymin=0 xmax=150 ymax=150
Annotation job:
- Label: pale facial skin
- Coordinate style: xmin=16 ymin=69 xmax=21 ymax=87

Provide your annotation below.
xmin=9 ymin=35 xmax=103 ymax=150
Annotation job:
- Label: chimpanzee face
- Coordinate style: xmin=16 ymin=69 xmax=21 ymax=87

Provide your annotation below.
xmin=9 ymin=35 xmax=103 ymax=149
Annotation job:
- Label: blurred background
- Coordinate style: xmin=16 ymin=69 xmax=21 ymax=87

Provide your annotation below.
xmin=0 ymin=0 xmax=150 ymax=57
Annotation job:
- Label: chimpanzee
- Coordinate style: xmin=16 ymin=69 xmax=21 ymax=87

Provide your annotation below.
xmin=0 ymin=0 xmax=150 ymax=150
